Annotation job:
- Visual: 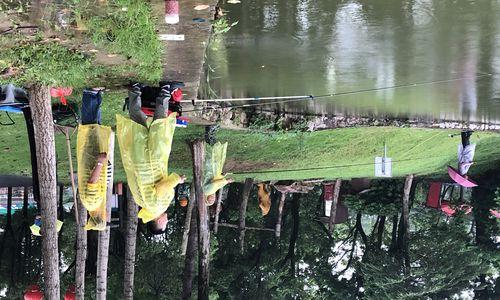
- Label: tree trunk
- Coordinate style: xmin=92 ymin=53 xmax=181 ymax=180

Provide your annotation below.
xmin=190 ymin=140 xmax=210 ymax=300
xmin=96 ymin=133 xmax=115 ymax=300
xmin=287 ymin=193 xmax=300 ymax=276
xmin=275 ymin=192 xmax=286 ymax=239
xmin=181 ymin=183 xmax=196 ymax=255
xmin=213 ymin=187 xmax=224 ymax=234
xmin=375 ymin=216 xmax=386 ymax=249
xmin=239 ymin=178 xmax=254 ymax=254
xmin=328 ymin=179 xmax=342 ymax=234
xmin=181 ymin=206 xmax=198 ymax=300
xmin=402 ymin=174 xmax=413 ymax=275
xmin=75 ymin=194 xmax=88 ymax=300
xmin=28 ymin=83 xmax=60 ymax=299
xmin=123 ymin=186 xmax=138 ymax=300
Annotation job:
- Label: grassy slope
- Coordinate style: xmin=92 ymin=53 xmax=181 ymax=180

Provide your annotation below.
xmin=1 ymin=91 xmax=500 ymax=183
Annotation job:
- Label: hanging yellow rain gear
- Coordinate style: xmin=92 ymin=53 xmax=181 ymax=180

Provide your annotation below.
xmin=116 ymin=114 xmax=181 ymax=223
xmin=30 ymin=220 xmax=64 ymax=236
xmin=203 ymin=142 xmax=229 ymax=200
xmin=77 ymin=124 xmax=112 ymax=230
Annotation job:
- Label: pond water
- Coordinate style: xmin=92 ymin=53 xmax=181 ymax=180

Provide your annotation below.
xmin=205 ymin=0 xmax=500 ymax=123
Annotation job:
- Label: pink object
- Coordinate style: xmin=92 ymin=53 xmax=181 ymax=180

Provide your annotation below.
xmin=24 ymin=285 xmax=44 ymax=300
xmin=165 ymin=0 xmax=179 ymax=24
xmin=490 ymin=209 xmax=500 ymax=218
xmin=50 ymin=87 xmax=73 ymax=105
xmin=447 ymin=166 xmax=478 ymax=188
xmin=440 ymin=201 xmax=472 ymax=217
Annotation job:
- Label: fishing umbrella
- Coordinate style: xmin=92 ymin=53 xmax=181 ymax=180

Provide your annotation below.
xmin=447 ymin=166 xmax=478 ymax=188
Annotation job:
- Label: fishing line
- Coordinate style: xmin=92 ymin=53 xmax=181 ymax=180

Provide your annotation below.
xmin=183 ymin=73 xmax=492 ymax=113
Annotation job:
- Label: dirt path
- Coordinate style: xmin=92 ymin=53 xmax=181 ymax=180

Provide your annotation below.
xmin=152 ymin=0 xmax=219 ymax=101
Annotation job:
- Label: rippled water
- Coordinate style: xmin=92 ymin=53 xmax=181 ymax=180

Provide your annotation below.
xmin=205 ymin=0 xmax=500 ymax=123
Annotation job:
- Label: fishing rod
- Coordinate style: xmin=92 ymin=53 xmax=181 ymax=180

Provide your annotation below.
xmin=182 ymin=73 xmax=493 ymax=112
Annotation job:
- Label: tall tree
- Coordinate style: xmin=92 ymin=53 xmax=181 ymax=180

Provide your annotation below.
xmin=28 ymin=83 xmax=60 ymax=299
xmin=123 ymin=187 xmax=138 ymax=300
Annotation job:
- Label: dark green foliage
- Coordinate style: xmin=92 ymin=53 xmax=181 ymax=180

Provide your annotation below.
xmin=344 ymin=179 xmax=404 ymax=216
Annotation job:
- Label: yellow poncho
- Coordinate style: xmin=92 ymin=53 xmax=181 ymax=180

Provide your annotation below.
xmin=116 ymin=114 xmax=181 ymax=223
xmin=77 ymin=124 xmax=112 ymax=230
xmin=203 ymin=142 xmax=229 ymax=197
xmin=30 ymin=220 xmax=64 ymax=236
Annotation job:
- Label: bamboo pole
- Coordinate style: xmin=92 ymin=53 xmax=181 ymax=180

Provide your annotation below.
xmin=96 ymin=132 xmax=114 ymax=300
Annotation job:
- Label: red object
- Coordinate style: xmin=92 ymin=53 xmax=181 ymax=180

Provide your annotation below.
xmin=323 ymin=184 xmax=334 ymax=201
xmin=440 ymin=201 xmax=472 ymax=216
xmin=426 ymin=182 xmax=441 ymax=208
xmin=50 ymin=87 xmax=73 ymax=105
xmin=165 ymin=0 xmax=179 ymax=24
xmin=171 ymin=88 xmax=183 ymax=102
xmin=64 ymin=284 xmax=76 ymax=300
xmin=24 ymin=285 xmax=43 ymax=300
xmin=447 ymin=166 xmax=478 ymax=188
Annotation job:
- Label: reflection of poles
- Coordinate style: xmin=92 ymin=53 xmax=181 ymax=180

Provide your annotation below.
xmin=75 ymin=194 xmax=87 ymax=300
xmin=328 ymin=179 xmax=342 ymax=234
xmin=181 ymin=184 xmax=196 ymax=255
xmin=123 ymin=186 xmax=138 ymax=300
xmin=96 ymin=132 xmax=114 ymax=300
xmin=239 ymin=178 xmax=254 ymax=254
xmin=275 ymin=192 xmax=286 ymax=239
xmin=190 ymin=140 xmax=209 ymax=300
xmin=402 ymin=174 xmax=413 ymax=275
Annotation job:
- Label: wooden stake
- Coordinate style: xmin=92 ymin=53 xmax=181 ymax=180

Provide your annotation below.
xmin=213 ymin=187 xmax=224 ymax=234
xmin=190 ymin=140 xmax=209 ymax=300
xmin=275 ymin=192 xmax=286 ymax=239
xmin=328 ymin=179 xmax=342 ymax=234
xmin=239 ymin=178 xmax=254 ymax=254
xmin=181 ymin=183 xmax=196 ymax=255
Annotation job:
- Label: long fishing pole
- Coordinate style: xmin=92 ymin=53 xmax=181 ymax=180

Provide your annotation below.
xmin=182 ymin=73 xmax=492 ymax=112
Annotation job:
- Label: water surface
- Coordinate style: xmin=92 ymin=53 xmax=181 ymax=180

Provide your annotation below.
xmin=206 ymin=0 xmax=500 ymax=123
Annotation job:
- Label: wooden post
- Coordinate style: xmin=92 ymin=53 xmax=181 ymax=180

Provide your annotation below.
xmin=328 ymin=179 xmax=342 ymax=234
xmin=275 ymin=192 xmax=286 ymax=239
xmin=63 ymin=127 xmax=79 ymax=224
xmin=28 ymin=84 xmax=59 ymax=299
xmin=213 ymin=187 xmax=224 ymax=234
xmin=123 ymin=186 xmax=138 ymax=300
xmin=75 ymin=194 xmax=88 ymax=300
xmin=181 ymin=183 xmax=196 ymax=255
xmin=190 ymin=140 xmax=209 ymax=300
xmin=96 ymin=132 xmax=114 ymax=300
xmin=21 ymin=106 xmax=40 ymax=203
xmin=181 ymin=206 xmax=198 ymax=300
xmin=58 ymin=184 xmax=64 ymax=221
xmin=402 ymin=174 xmax=413 ymax=275
xmin=239 ymin=178 xmax=254 ymax=254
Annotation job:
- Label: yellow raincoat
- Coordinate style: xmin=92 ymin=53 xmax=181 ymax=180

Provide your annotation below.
xmin=203 ymin=142 xmax=229 ymax=198
xmin=116 ymin=114 xmax=181 ymax=223
xmin=77 ymin=124 xmax=112 ymax=230
xmin=30 ymin=220 xmax=64 ymax=236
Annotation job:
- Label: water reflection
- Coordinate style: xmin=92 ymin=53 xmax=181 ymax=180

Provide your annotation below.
xmin=205 ymin=0 xmax=500 ymax=123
